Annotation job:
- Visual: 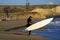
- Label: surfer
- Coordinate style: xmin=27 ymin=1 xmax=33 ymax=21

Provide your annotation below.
xmin=26 ymin=16 xmax=33 ymax=35
xmin=27 ymin=16 xmax=33 ymax=27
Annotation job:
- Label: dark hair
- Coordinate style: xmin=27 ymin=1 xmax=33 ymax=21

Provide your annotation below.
xmin=29 ymin=16 xmax=32 ymax=18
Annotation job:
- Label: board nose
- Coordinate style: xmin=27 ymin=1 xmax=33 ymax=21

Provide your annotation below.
xmin=49 ymin=18 xmax=53 ymax=21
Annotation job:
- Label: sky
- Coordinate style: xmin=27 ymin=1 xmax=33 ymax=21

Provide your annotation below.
xmin=0 ymin=0 xmax=60 ymax=5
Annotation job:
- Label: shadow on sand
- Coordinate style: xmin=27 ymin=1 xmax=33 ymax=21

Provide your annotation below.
xmin=4 ymin=25 xmax=29 ymax=36
xmin=4 ymin=25 xmax=27 ymax=32
xmin=12 ymin=32 xmax=29 ymax=36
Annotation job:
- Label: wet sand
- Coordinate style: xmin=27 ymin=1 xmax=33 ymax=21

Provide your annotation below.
xmin=0 ymin=19 xmax=48 ymax=40
xmin=0 ymin=32 xmax=47 ymax=40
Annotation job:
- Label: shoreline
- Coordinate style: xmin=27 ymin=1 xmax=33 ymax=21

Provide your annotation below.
xmin=0 ymin=28 xmax=48 ymax=40
xmin=0 ymin=18 xmax=48 ymax=40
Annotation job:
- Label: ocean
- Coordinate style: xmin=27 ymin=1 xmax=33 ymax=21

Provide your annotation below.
xmin=32 ymin=18 xmax=60 ymax=40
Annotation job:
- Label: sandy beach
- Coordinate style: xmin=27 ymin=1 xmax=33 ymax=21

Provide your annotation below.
xmin=0 ymin=18 xmax=47 ymax=40
xmin=0 ymin=32 xmax=47 ymax=40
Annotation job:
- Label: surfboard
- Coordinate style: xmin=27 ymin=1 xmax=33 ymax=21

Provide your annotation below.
xmin=25 ymin=18 xmax=53 ymax=31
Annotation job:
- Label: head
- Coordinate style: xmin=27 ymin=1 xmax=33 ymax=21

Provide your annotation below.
xmin=29 ymin=16 xmax=32 ymax=18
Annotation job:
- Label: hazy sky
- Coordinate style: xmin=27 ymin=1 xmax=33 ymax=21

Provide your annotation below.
xmin=0 ymin=0 xmax=60 ymax=5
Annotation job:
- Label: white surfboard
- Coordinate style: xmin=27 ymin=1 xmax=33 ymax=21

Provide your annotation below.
xmin=25 ymin=18 xmax=53 ymax=31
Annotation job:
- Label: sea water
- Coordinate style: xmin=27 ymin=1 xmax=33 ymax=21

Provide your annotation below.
xmin=32 ymin=18 xmax=60 ymax=40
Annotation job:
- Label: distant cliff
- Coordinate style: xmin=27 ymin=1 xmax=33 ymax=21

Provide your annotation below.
xmin=0 ymin=5 xmax=60 ymax=20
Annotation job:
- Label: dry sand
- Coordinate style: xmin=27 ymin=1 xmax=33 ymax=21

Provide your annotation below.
xmin=0 ymin=19 xmax=48 ymax=40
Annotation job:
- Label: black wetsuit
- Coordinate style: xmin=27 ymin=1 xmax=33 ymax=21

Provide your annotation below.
xmin=26 ymin=17 xmax=32 ymax=35
xmin=27 ymin=17 xmax=32 ymax=27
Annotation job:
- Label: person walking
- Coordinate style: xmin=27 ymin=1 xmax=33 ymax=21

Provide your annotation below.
xmin=26 ymin=16 xmax=33 ymax=35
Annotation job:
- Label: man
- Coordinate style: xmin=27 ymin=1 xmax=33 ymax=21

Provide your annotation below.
xmin=26 ymin=16 xmax=33 ymax=35
xmin=27 ymin=16 xmax=32 ymax=27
